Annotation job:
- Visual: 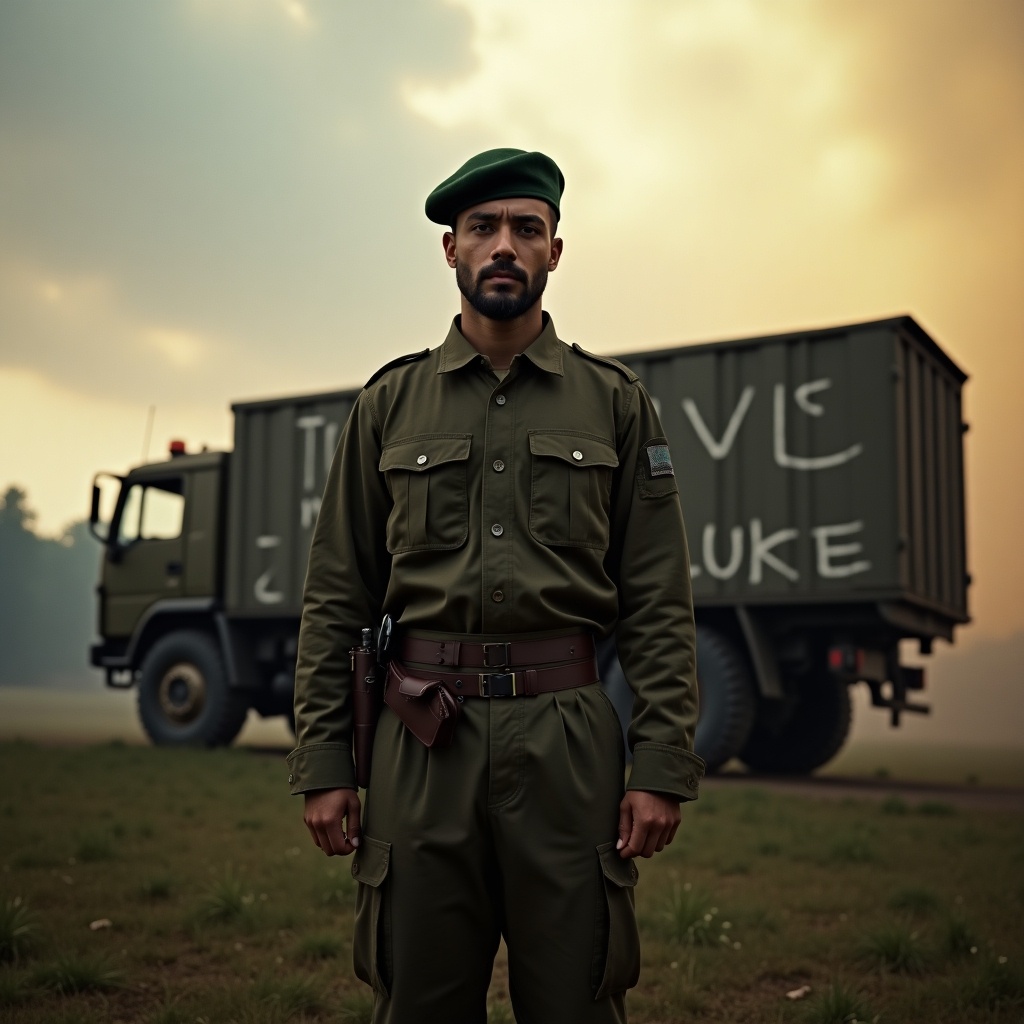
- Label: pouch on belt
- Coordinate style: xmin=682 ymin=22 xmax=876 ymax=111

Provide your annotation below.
xmin=384 ymin=661 xmax=460 ymax=748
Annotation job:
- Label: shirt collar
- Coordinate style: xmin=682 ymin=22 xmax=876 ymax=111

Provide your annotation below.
xmin=437 ymin=313 xmax=564 ymax=376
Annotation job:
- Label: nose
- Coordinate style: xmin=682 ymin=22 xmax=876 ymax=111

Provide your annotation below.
xmin=489 ymin=224 xmax=517 ymax=262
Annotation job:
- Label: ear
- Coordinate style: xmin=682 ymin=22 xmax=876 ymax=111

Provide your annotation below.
xmin=443 ymin=230 xmax=457 ymax=269
xmin=547 ymin=236 xmax=563 ymax=272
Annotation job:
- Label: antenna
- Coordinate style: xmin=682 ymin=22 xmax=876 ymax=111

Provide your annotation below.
xmin=142 ymin=405 xmax=156 ymax=462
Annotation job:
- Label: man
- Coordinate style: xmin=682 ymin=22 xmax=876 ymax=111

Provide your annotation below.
xmin=287 ymin=148 xmax=704 ymax=1023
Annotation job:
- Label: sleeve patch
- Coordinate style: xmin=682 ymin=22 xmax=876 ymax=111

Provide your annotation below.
xmin=646 ymin=444 xmax=674 ymax=478
xmin=638 ymin=437 xmax=679 ymax=499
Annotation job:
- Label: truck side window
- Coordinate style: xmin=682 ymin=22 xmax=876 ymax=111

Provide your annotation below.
xmin=117 ymin=480 xmax=185 ymax=544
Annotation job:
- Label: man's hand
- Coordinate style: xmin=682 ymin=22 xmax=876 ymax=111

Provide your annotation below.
xmin=303 ymin=787 xmax=362 ymax=856
xmin=616 ymin=790 xmax=681 ymax=859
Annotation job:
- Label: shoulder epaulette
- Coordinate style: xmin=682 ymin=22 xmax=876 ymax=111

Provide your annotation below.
xmin=363 ymin=348 xmax=431 ymax=389
xmin=570 ymin=343 xmax=639 ymax=383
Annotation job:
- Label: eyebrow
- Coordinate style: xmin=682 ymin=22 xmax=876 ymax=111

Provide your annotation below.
xmin=465 ymin=211 xmax=548 ymax=228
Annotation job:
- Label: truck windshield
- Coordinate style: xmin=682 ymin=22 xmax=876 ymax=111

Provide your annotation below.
xmin=117 ymin=479 xmax=185 ymax=544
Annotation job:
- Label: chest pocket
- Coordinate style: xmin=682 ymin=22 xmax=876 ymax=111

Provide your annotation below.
xmin=529 ymin=430 xmax=619 ymax=549
xmin=379 ymin=434 xmax=472 ymax=553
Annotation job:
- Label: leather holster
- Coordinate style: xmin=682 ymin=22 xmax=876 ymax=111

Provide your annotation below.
xmin=384 ymin=661 xmax=460 ymax=749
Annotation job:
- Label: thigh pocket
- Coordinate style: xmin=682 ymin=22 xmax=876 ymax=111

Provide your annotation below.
xmin=591 ymin=842 xmax=641 ymax=999
xmin=379 ymin=434 xmax=472 ymax=553
xmin=529 ymin=431 xmax=618 ymax=548
xmin=351 ymin=836 xmax=392 ymax=995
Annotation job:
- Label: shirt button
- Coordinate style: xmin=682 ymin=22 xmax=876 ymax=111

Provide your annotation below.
xmin=572 ymin=450 xmax=583 ymax=461
xmin=287 ymin=773 xmax=294 ymax=784
xmin=492 ymin=589 xmax=504 ymax=602
xmin=416 ymin=455 xmax=428 ymax=465
xmin=492 ymin=459 xmax=505 ymax=472
xmin=495 ymin=394 xmax=506 ymax=406
xmin=491 ymin=523 xmax=503 ymax=537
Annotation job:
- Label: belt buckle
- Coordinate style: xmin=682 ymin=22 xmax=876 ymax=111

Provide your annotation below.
xmin=479 ymin=672 xmax=517 ymax=698
xmin=481 ymin=642 xmax=511 ymax=669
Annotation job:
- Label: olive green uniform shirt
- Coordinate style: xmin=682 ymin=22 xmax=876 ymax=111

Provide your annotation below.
xmin=288 ymin=315 xmax=704 ymax=799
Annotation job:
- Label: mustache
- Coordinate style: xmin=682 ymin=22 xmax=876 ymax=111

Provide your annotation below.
xmin=479 ymin=260 xmax=528 ymax=285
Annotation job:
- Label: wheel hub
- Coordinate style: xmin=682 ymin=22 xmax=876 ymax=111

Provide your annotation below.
xmin=158 ymin=662 xmax=206 ymax=724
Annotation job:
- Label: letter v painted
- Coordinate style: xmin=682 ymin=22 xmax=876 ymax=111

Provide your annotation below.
xmin=682 ymin=386 xmax=755 ymax=460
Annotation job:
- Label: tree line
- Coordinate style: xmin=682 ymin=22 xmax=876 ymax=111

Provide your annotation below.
xmin=0 ymin=486 xmax=100 ymax=686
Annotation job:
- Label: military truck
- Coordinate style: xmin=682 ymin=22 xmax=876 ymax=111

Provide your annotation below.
xmin=89 ymin=316 xmax=969 ymax=772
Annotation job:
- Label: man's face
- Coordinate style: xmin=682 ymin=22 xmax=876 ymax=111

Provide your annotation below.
xmin=444 ymin=198 xmax=562 ymax=322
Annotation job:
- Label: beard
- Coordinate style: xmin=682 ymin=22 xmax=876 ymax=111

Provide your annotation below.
xmin=456 ymin=258 xmax=548 ymax=321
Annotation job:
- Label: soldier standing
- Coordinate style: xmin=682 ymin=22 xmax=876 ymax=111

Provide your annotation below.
xmin=288 ymin=148 xmax=704 ymax=1023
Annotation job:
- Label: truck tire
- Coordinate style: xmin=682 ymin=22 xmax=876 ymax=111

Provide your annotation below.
xmin=739 ymin=674 xmax=852 ymax=774
xmin=138 ymin=631 xmax=249 ymax=747
xmin=694 ymin=626 xmax=756 ymax=772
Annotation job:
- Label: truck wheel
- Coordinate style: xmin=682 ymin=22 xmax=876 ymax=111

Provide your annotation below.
xmin=739 ymin=674 xmax=852 ymax=774
xmin=138 ymin=632 xmax=249 ymax=747
xmin=694 ymin=626 xmax=756 ymax=772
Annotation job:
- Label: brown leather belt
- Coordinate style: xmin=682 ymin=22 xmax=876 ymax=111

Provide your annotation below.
xmin=400 ymin=632 xmax=594 ymax=670
xmin=388 ymin=658 xmax=598 ymax=698
xmin=395 ymin=632 xmax=598 ymax=698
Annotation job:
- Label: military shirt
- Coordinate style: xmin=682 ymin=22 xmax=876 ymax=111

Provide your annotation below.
xmin=288 ymin=315 xmax=704 ymax=799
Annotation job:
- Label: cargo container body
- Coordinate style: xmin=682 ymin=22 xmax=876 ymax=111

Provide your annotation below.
xmin=89 ymin=317 xmax=969 ymax=771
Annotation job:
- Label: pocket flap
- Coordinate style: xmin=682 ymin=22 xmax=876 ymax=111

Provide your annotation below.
xmin=379 ymin=434 xmax=472 ymax=473
xmin=397 ymin=675 xmax=444 ymax=700
xmin=529 ymin=431 xmax=618 ymax=469
xmin=351 ymin=836 xmax=391 ymax=887
xmin=597 ymin=842 xmax=639 ymax=888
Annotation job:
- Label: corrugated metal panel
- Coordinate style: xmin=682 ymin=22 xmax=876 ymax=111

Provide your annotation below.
xmin=894 ymin=325 xmax=969 ymax=618
xmin=219 ymin=317 xmax=968 ymax=630
xmin=617 ymin=318 xmax=968 ymax=624
xmin=225 ymin=389 xmax=359 ymax=615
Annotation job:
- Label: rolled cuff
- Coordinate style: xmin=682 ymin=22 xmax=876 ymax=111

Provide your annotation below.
xmin=626 ymin=742 xmax=705 ymax=801
xmin=286 ymin=742 xmax=356 ymax=795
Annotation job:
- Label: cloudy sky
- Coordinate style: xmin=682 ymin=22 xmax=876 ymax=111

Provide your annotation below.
xmin=1 ymin=0 xmax=1022 ymax=648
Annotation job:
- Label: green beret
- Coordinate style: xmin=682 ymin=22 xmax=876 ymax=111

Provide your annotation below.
xmin=425 ymin=148 xmax=564 ymax=226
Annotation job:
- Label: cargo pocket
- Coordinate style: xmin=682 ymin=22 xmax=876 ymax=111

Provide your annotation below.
xmin=351 ymin=836 xmax=392 ymax=995
xmin=591 ymin=842 xmax=641 ymax=999
xmin=529 ymin=431 xmax=618 ymax=548
xmin=379 ymin=434 xmax=472 ymax=553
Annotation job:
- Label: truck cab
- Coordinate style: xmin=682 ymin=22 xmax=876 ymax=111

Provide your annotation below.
xmin=89 ymin=446 xmax=251 ymax=745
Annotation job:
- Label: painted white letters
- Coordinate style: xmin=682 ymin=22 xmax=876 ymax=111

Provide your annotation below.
xmin=297 ymin=415 xmax=326 ymax=491
xmin=254 ymin=534 xmax=284 ymax=604
xmin=300 ymin=496 xmax=321 ymax=529
xmin=682 ymin=387 xmax=755 ymax=461
xmin=812 ymin=520 xmax=871 ymax=578
xmin=702 ymin=523 xmax=744 ymax=579
xmin=749 ymin=518 xmax=800 ymax=584
xmin=773 ymin=380 xmax=863 ymax=470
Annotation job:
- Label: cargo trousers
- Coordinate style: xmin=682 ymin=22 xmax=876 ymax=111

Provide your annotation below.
xmin=351 ymin=680 xmax=640 ymax=1024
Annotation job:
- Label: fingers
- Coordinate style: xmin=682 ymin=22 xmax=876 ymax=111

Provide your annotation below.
xmin=303 ymin=788 xmax=362 ymax=857
xmin=346 ymin=798 xmax=362 ymax=849
xmin=666 ymin=817 xmax=680 ymax=847
xmin=617 ymin=791 xmax=682 ymax=859
xmin=616 ymin=799 xmax=633 ymax=854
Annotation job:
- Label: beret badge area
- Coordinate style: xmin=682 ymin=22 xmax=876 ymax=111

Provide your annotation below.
xmin=425 ymin=148 xmax=565 ymax=226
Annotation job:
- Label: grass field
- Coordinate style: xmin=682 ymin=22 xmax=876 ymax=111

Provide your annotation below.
xmin=1 ymin=741 xmax=1022 ymax=1023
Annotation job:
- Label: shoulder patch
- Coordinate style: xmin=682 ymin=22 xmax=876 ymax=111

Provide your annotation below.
xmin=363 ymin=348 xmax=431 ymax=389
xmin=570 ymin=343 xmax=640 ymax=383
xmin=638 ymin=436 xmax=679 ymax=500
